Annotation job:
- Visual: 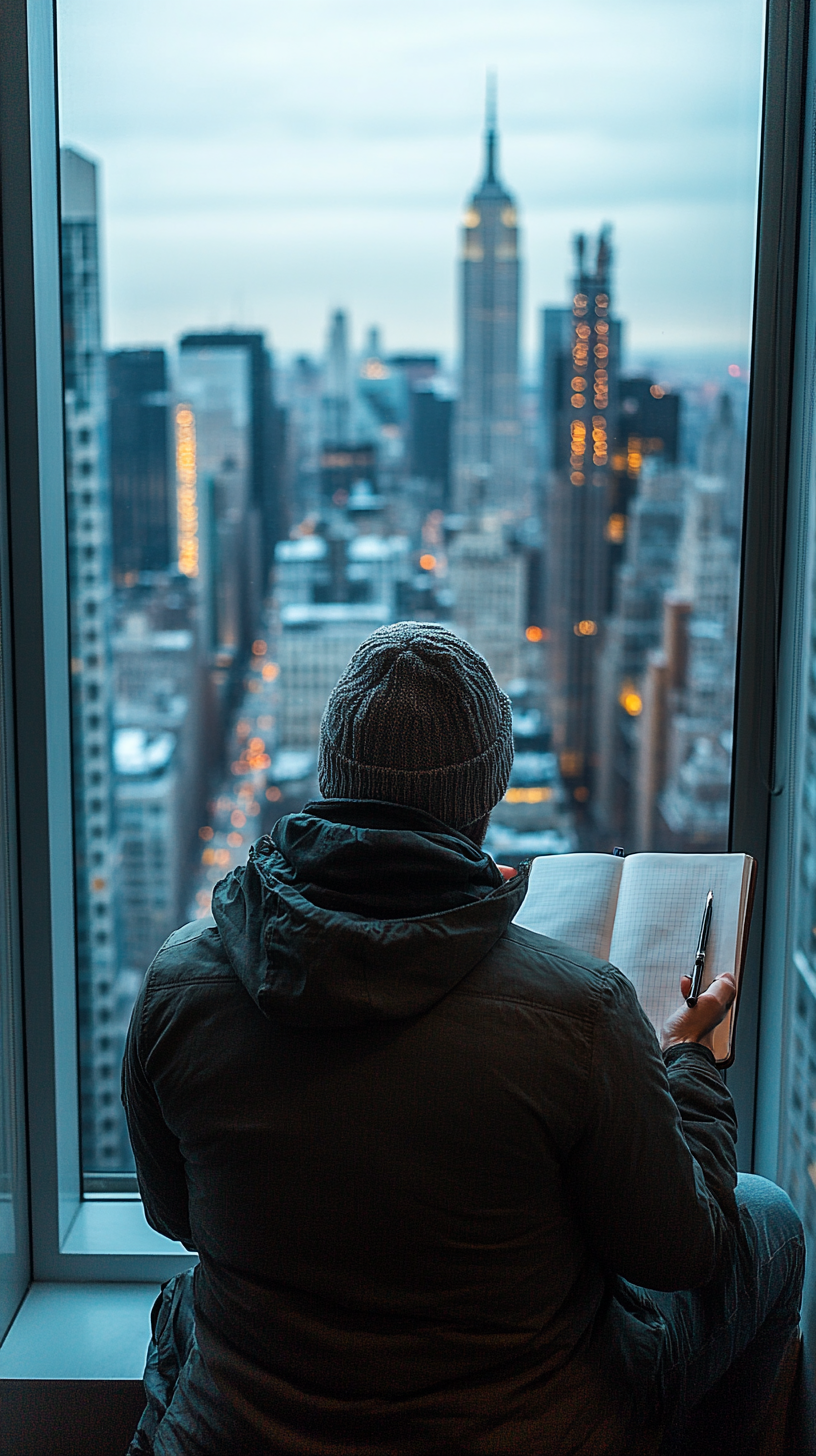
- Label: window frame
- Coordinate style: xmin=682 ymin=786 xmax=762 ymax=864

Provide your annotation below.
xmin=0 ymin=0 xmax=807 ymax=1300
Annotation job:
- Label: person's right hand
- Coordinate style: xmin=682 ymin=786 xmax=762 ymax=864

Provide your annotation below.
xmin=660 ymin=971 xmax=736 ymax=1053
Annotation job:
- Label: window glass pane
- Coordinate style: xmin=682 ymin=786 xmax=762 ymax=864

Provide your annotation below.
xmin=781 ymin=482 xmax=816 ymax=1313
xmin=56 ymin=1 xmax=765 ymax=1179
xmin=0 ymin=459 xmax=28 ymax=1329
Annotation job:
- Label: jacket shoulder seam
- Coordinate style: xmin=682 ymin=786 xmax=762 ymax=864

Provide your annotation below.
xmin=453 ymin=986 xmax=594 ymax=1023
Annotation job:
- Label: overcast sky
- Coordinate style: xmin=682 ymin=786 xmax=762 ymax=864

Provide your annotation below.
xmin=56 ymin=0 xmax=765 ymax=367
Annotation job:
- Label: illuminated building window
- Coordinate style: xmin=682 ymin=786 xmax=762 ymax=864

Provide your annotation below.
xmin=619 ymin=683 xmax=643 ymax=716
xmin=175 ymin=404 xmax=199 ymax=578
xmin=504 ymin=786 xmax=553 ymax=804
xmin=560 ymin=750 xmax=584 ymax=777
xmin=605 ymin=513 xmax=626 ymax=543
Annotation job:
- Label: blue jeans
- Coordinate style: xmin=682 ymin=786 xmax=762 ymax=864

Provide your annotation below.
xmin=631 ymin=1173 xmax=806 ymax=1453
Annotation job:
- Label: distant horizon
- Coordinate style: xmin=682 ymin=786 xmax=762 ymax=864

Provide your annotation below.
xmin=99 ymin=325 xmax=752 ymax=393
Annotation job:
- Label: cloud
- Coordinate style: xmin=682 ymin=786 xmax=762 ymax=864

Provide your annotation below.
xmin=58 ymin=0 xmax=764 ymax=357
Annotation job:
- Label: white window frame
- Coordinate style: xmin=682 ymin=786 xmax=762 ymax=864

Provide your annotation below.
xmin=0 ymin=0 xmax=808 ymax=1313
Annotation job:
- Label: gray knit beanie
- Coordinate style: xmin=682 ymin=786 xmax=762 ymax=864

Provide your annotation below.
xmin=318 ymin=622 xmax=514 ymax=828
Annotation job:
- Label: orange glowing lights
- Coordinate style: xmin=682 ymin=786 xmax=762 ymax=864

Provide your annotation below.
xmin=236 ymin=720 xmax=251 ymax=739
xmin=574 ymin=786 xmax=590 ymax=803
xmin=175 ymin=406 xmax=199 ymax=578
xmin=650 ymin=384 xmax=665 ymax=399
xmin=199 ymin=825 xmax=214 ymax=841
xmin=560 ymin=751 xmax=584 ymax=777
xmin=252 ymin=639 xmax=267 ymax=656
xmin=619 ymin=682 xmax=643 ymax=716
xmin=266 ymin=786 xmax=282 ymax=802
xmin=571 ymin=395 xmax=586 ymax=409
xmin=262 ymin=662 xmax=279 ymax=681
xmin=595 ymin=294 xmax=609 ymax=308
xmin=525 ymin=625 xmax=544 ymax=643
xmin=574 ymin=620 xmax=598 ymax=637
xmin=227 ymin=832 xmax=243 ymax=849
xmin=605 ymin=514 xmax=626 ymax=544
xmin=573 ymin=293 xmax=588 ymax=311
xmin=230 ymin=809 xmax=246 ymax=828
xmin=576 ymin=324 xmax=591 ymax=341
xmin=419 ymin=554 xmax=436 ymax=571
xmin=570 ymin=471 xmax=585 ymax=486
xmin=571 ymin=377 xmax=586 ymax=391
xmin=505 ymin=786 xmax=553 ymax=804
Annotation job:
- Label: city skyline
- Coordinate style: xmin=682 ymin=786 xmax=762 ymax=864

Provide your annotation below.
xmin=56 ymin=0 xmax=763 ymax=357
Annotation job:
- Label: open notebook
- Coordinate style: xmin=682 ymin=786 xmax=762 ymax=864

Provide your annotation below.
xmin=513 ymin=852 xmax=756 ymax=1066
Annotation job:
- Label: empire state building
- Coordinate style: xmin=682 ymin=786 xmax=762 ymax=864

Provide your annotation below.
xmin=453 ymin=84 xmax=522 ymax=514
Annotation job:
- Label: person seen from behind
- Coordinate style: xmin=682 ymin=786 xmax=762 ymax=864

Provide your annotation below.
xmin=123 ymin=622 xmax=805 ymax=1455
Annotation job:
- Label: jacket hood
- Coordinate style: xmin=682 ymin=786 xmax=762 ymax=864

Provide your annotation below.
xmin=212 ymin=799 xmax=528 ymax=1029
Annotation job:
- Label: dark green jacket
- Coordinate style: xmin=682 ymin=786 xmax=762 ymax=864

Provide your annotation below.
xmin=123 ymin=800 xmax=738 ymax=1454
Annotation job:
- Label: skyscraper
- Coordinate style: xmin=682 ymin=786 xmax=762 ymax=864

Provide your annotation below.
xmin=178 ymin=331 xmax=280 ymax=588
xmin=545 ymin=230 xmax=621 ymax=810
xmin=321 ymin=309 xmax=353 ymax=446
xmin=452 ymin=80 xmax=522 ymax=514
xmin=108 ymin=348 xmax=172 ymax=579
xmin=60 ymin=147 xmax=122 ymax=1169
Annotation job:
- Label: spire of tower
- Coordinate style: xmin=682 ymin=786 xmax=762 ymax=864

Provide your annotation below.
xmin=484 ymin=70 xmax=498 ymax=183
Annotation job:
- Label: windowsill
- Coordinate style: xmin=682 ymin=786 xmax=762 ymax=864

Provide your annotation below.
xmin=0 ymin=1283 xmax=158 ymax=1378
xmin=62 ymin=1197 xmax=194 ymax=1256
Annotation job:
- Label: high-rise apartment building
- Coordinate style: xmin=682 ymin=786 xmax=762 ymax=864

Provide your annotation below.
xmin=177 ymin=336 xmax=269 ymax=684
xmin=447 ymin=525 xmax=526 ymax=686
xmin=178 ymin=331 xmax=280 ymax=590
xmin=632 ymin=475 xmax=737 ymax=852
xmin=108 ymin=348 xmax=172 ymax=579
xmin=594 ymin=464 xmax=686 ymax=841
xmin=322 ymin=310 xmax=354 ymax=446
xmin=409 ymin=384 xmax=453 ymax=506
xmin=60 ymin=148 xmax=122 ymax=1169
xmin=452 ymin=84 xmax=522 ymax=514
xmin=544 ymin=230 xmax=621 ymax=809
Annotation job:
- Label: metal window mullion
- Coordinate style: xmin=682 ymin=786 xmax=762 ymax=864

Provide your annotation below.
xmin=0 ymin=0 xmax=81 ymax=1275
xmin=728 ymin=0 xmax=811 ymax=1166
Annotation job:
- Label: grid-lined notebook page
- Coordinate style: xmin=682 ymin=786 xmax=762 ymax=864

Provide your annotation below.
xmin=609 ymin=853 xmax=747 ymax=1040
xmin=513 ymin=853 xmax=624 ymax=960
